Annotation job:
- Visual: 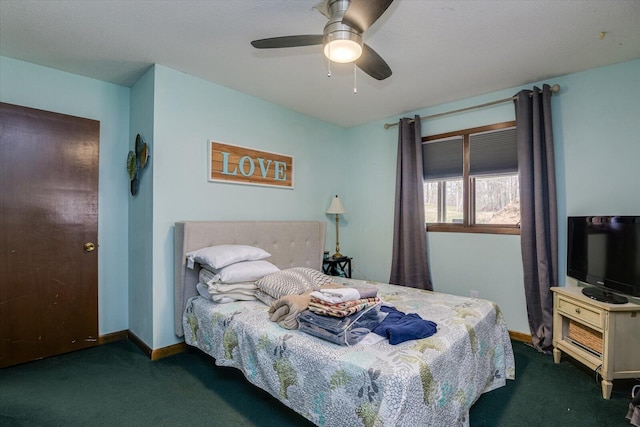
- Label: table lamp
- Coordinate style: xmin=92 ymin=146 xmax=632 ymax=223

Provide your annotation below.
xmin=326 ymin=195 xmax=345 ymax=258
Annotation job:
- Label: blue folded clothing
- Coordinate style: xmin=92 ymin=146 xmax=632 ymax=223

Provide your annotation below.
xmin=372 ymin=306 xmax=437 ymax=345
xmin=297 ymin=305 xmax=384 ymax=346
xmin=297 ymin=306 xmax=380 ymax=334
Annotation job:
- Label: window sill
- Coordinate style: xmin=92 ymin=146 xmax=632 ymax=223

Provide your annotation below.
xmin=426 ymin=224 xmax=520 ymax=235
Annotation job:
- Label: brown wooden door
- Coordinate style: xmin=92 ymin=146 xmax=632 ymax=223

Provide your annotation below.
xmin=0 ymin=102 xmax=99 ymax=367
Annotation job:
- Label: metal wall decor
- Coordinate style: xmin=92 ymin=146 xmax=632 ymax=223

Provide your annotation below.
xmin=126 ymin=133 xmax=149 ymax=196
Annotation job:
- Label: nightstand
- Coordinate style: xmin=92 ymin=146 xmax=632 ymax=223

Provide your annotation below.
xmin=551 ymin=286 xmax=640 ymax=399
xmin=322 ymin=256 xmax=352 ymax=278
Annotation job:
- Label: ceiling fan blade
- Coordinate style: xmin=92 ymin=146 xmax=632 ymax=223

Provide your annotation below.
xmin=342 ymin=0 xmax=394 ymax=33
xmin=356 ymin=44 xmax=392 ymax=81
xmin=251 ymin=35 xmax=324 ymax=49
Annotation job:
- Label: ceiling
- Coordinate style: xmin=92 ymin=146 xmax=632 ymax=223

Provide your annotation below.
xmin=1 ymin=0 xmax=639 ymax=128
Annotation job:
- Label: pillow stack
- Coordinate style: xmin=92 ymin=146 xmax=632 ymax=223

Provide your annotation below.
xmin=187 ymin=245 xmax=279 ymax=303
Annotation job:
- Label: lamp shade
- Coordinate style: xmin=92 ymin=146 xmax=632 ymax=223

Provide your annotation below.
xmin=326 ymin=195 xmax=345 ymax=214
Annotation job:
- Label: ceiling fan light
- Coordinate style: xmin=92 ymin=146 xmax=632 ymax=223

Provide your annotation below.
xmin=324 ymin=39 xmax=363 ymax=63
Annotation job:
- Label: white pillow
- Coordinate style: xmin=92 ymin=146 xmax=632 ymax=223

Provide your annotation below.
xmin=186 ymin=244 xmax=270 ymax=269
xmin=203 ymin=260 xmax=280 ymax=283
xmin=256 ymin=267 xmax=334 ymax=300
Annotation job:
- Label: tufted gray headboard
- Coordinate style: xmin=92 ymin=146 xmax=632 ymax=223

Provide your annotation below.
xmin=174 ymin=221 xmax=326 ymax=337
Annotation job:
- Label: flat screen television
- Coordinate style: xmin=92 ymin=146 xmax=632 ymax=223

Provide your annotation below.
xmin=567 ymin=216 xmax=640 ymax=304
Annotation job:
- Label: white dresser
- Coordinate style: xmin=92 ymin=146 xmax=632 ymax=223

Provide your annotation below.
xmin=551 ymin=285 xmax=640 ymax=399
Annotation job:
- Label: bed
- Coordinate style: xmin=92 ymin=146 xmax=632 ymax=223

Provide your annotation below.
xmin=174 ymin=221 xmax=515 ymax=426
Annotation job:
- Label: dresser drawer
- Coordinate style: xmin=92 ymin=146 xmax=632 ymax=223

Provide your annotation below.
xmin=557 ymin=296 xmax=603 ymax=329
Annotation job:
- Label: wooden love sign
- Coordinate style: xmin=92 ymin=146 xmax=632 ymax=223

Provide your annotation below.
xmin=209 ymin=141 xmax=294 ymax=189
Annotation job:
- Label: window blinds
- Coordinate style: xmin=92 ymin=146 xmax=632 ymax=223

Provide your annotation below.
xmin=422 ymin=136 xmax=463 ymax=180
xmin=469 ymin=128 xmax=518 ymax=175
xmin=422 ymin=127 xmax=517 ymax=180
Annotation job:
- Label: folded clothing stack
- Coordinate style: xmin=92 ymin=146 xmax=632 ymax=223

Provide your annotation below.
xmin=298 ymin=305 xmax=384 ymax=346
xmin=308 ymin=296 xmax=381 ymax=317
xmin=267 ymin=283 xmax=345 ymax=330
xmin=310 ymin=286 xmax=379 ymax=303
xmin=308 ymin=287 xmax=380 ymax=317
xmin=297 ymin=286 xmax=383 ymax=346
xmin=186 ymin=244 xmax=280 ymax=303
xmin=196 ymin=268 xmax=259 ymax=303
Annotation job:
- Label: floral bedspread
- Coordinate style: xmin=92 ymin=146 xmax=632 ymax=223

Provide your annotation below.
xmin=183 ymin=278 xmax=515 ymax=427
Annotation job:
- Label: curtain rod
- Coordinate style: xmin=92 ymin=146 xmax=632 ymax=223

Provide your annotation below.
xmin=383 ymin=84 xmax=560 ymax=129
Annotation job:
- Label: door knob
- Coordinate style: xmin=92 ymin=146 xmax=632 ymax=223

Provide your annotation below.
xmin=84 ymin=242 xmax=96 ymax=252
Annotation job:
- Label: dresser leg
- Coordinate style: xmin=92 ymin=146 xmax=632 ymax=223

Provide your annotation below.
xmin=601 ymin=379 xmax=613 ymax=399
xmin=552 ymin=347 xmax=561 ymax=364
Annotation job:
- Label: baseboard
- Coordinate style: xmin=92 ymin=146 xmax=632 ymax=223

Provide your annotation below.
xmin=509 ymin=330 xmax=532 ymax=343
xmin=127 ymin=330 xmax=153 ymax=358
xmin=98 ymin=330 xmax=129 ymax=345
xmin=150 ymin=342 xmax=188 ymax=361
xmin=126 ymin=330 xmax=187 ymax=361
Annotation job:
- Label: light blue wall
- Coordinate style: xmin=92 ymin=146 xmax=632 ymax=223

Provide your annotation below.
xmin=3 ymin=52 xmax=638 ymax=344
xmin=128 ymin=66 xmax=155 ymax=344
xmin=149 ymin=65 xmax=348 ymax=347
xmin=346 ymin=59 xmax=640 ymax=334
xmin=555 ymin=59 xmax=640 ymax=215
xmin=552 ymin=59 xmax=640 ymax=287
xmin=0 ymin=56 xmax=130 ymax=335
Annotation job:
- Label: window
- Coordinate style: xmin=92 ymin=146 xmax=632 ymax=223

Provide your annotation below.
xmin=422 ymin=121 xmax=520 ymax=234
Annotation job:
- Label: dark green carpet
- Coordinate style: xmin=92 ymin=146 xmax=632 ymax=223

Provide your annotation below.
xmin=470 ymin=341 xmax=634 ymax=427
xmin=0 ymin=340 xmax=635 ymax=426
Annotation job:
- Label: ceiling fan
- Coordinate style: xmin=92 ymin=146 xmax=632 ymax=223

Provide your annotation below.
xmin=251 ymin=0 xmax=394 ymax=81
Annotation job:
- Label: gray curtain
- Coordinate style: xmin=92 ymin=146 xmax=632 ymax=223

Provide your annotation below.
xmin=389 ymin=115 xmax=432 ymax=290
xmin=514 ymin=84 xmax=558 ymax=353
